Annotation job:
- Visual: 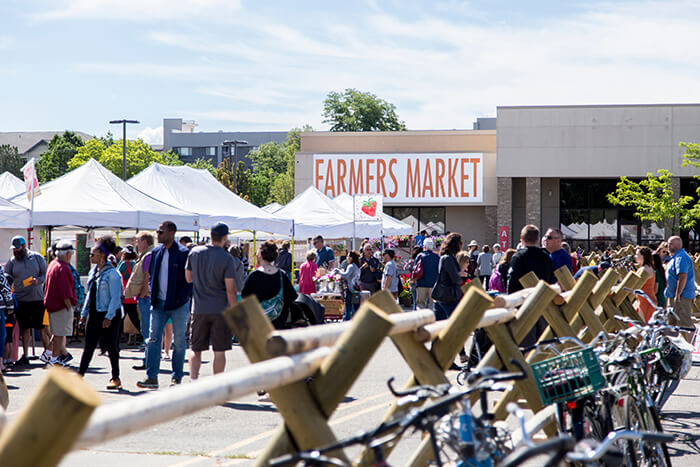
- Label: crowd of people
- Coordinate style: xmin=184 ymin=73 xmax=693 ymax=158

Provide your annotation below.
xmin=0 ymin=221 xmax=695 ymax=392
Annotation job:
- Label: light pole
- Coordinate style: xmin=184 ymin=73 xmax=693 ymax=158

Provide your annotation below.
xmin=109 ymin=119 xmax=139 ymax=180
xmin=222 ymin=139 xmax=248 ymax=193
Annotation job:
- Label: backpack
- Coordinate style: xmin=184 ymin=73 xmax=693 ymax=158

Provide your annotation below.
xmin=260 ymin=271 xmax=285 ymax=321
xmin=488 ymin=269 xmax=505 ymax=293
xmin=412 ymin=256 xmax=424 ymax=281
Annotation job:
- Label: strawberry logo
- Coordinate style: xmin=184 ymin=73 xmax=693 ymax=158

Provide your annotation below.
xmin=361 ymin=198 xmax=378 ymax=217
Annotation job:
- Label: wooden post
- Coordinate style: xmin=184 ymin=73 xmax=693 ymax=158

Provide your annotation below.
xmin=0 ymin=373 xmax=8 ymax=410
xmin=365 ymin=287 xmax=494 ymax=467
xmin=0 ymin=368 xmax=100 ymax=467
xmin=226 ymin=296 xmax=394 ymax=465
xmin=224 ymin=296 xmax=349 ymax=464
xmin=554 ymin=266 xmax=577 ymax=291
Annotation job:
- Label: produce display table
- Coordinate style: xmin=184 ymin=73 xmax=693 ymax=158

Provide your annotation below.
xmin=310 ymin=293 xmax=344 ymax=321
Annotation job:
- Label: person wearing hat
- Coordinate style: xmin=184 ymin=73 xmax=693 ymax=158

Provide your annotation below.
xmin=43 ymin=240 xmax=77 ymax=366
xmin=5 ymin=235 xmax=49 ymax=367
xmin=137 ymin=221 xmax=193 ymax=389
xmin=185 ymin=222 xmax=237 ymax=381
xmin=467 ymin=240 xmax=479 ymax=279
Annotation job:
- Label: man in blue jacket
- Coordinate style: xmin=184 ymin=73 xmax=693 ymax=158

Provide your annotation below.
xmin=138 ymin=221 xmax=193 ymax=388
xmin=414 ymin=238 xmax=440 ymax=309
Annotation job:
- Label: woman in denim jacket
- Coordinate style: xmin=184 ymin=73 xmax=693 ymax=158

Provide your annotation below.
xmin=78 ymin=237 xmax=124 ymax=390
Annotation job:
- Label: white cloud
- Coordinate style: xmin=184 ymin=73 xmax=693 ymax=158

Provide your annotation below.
xmin=38 ymin=0 xmax=241 ymax=21
xmin=136 ymin=126 xmax=163 ymax=145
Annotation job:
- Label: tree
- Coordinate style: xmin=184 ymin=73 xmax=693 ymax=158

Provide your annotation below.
xmin=607 ymin=169 xmax=695 ymax=233
xmin=270 ymin=172 xmax=295 ymax=204
xmin=36 ymin=131 xmax=85 ymax=182
xmin=322 ymin=89 xmax=406 ymax=132
xmin=0 ymin=145 xmax=24 ymax=178
xmin=68 ymin=138 xmax=182 ymax=178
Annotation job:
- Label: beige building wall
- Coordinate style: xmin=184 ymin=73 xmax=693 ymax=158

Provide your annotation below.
xmin=445 ymin=206 xmax=488 ymax=245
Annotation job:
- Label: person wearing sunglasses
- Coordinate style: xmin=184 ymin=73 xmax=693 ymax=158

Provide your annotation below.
xmin=78 ymin=237 xmax=123 ymax=390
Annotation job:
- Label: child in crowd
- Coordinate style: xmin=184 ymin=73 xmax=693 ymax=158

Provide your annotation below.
xmin=456 ymin=251 xmax=471 ymax=285
xmin=299 ymin=251 xmax=318 ymax=295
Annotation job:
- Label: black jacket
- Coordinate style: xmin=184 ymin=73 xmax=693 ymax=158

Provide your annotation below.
xmin=507 ymin=246 xmax=555 ymax=294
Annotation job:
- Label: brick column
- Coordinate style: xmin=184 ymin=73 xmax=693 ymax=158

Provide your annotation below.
xmin=525 ymin=177 xmax=541 ymax=228
xmin=497 ymin=177 xmax=512 ymax=247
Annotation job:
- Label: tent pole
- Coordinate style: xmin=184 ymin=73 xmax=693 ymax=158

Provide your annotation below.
xmin=253 ymin=231 xmax=257 ymax=268
xmin=352 ymin=194 xmax=356 ymax=251
xmin=291 ymin=220 xmax=295 ymax=285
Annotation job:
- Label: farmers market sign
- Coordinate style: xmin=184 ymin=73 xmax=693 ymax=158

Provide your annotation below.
xmin=313 ymin=153 xmax=483 ymax=204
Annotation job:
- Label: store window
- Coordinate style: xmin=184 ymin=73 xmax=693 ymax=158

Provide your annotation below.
xmin=177 ymin=147 xmax=192 ymax=157
xmin=383 ymin=207 xmax=446 ymax=235
xmin=560 ymin=179 xmax=664 ymax=251
xmin=206 ymin=147 xmax=216 ymax=157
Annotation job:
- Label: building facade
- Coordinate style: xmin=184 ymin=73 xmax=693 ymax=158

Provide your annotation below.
xmin=162 ymin=118 xmax=288 ymax=166
xmin=296 ymin=104 xmax=700 ymax=251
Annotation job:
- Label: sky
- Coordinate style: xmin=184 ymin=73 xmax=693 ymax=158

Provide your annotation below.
xmin=2 ymin=0 xmax=700 ymax=144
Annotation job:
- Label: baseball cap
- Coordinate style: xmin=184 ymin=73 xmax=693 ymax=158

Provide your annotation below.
xmin=211 ymin=222 xmax=230 ymax=237
xmin=10 ymin=235 xmax=26 ymax=249
xmin=492 ymin=243 xmax=501 ymax=249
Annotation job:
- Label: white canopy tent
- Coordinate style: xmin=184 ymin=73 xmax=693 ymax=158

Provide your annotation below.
xmin=0 ymin=172 xmax=24 ymax=199
xmin=0 ymin=196 xmax=30 ymax=228
xmin=262 ymin=202 xmax=282 ymax=213
xmin=9 ymin=159 xmax=199 ymax=229
xmin=276 ymin=186 xmax=383 ymax=239
xmin=128 ymin=164 xmax=293 ymax=235
xmin=332 ymin=193 xmax=412 ymax=236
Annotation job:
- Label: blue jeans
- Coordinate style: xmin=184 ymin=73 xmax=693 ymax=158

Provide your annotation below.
xmin=146 ymin=299 xmax=189 ymax=381
xmin=434 ymin=301 xmax=457 ymax=321
xmin=343 ymin=291 xmax=356 ymax=321
xmin=138 ymin=297 xmax=151 ymax=341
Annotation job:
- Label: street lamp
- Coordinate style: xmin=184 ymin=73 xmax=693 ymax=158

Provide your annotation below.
xmin=109 ymin=119 xmax=140 ymax=180
xmin=222 ymin=139 xmax=248 ymax=192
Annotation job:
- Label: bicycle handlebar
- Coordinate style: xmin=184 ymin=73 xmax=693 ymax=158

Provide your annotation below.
xmin=519 ymin=335 xmax=587 ymax=353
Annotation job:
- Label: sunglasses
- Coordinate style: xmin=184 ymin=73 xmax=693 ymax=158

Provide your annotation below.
xmin=156 ymin=230 xmax=165 ymax=234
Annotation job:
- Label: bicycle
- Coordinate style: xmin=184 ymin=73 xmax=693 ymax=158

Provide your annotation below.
xmin=269 ymin=362 xmax=527 ymax=466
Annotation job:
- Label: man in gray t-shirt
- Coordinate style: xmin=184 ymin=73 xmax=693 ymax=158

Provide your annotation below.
xmin=185 ymin=222 xmax=237 ymax=380
xmin=381 ymin=249 xmax=400 ymax=297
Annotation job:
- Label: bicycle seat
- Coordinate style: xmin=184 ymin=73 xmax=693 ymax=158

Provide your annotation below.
xmin=466 ymin=366 xmax=501 ymax=385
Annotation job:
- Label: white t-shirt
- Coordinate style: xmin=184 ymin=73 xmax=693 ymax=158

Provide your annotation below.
xmin=158 ymin=248 xmax=169 ymax=301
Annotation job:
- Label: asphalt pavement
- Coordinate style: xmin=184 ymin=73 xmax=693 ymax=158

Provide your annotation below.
xmin=3 ymin=338 xmax=700 ymax=466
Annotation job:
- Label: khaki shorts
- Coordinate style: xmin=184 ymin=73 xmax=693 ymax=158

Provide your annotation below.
xmin=48 ymin=308 xmax=73 ymax=337
xmin=415 ymin=287 xmax=434 ymax=309
xmin=191 ymin=313 xmax=233 ymax=352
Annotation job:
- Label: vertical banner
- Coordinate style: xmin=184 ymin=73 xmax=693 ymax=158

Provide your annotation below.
xmin=498 ymin=226 xmax=509 ymax=249
xmin=354 ymin=195 xmax=383 ymax=221
xmin=21 ymin=158 xmax=41 ymax=201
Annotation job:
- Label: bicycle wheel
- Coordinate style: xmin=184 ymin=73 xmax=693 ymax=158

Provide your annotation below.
xmin=624 ymin=396 xmax=671 ymax=467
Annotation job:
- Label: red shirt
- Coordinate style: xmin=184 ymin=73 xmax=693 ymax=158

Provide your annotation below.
xmin=298 ymin=260 xmax=318 ymax=295
xmin=44 ymin=259 xmax=77 ymax=312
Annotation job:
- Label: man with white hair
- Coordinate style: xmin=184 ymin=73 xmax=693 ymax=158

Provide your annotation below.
xmin=44 ymin=240 xmax=77 ymax=366
xmin=414 ymin=238 xmax=440 ymax=309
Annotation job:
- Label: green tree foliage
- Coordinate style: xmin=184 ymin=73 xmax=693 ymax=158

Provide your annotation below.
xmin=186 ymin=157 xmax=217 ymax=176
xmin=0 ymin=144 xmax=24 ymax=178
xmin=237 ymin=126 xmax=311 ymax=206
xmin=36 ymin=131 xmax=86 ymax=182
xmin=607 ymin=169 xmax=695 ymax=233
xmin=322 ymin=89 xmax=406 ymax=132
xmin=68 ymin=138 xmax=182 ymax=178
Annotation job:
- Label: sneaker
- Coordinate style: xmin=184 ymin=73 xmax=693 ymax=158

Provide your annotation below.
xmin=136 ymin=377 xmax=159 ymax=389
xmin=132 ymin=364 xmax=147 ymax=370
xmin=106 ymin=378 xmax=122 ymax=390
xmin=170 ymin=377 xmax=181 ymax=386
xmin=39 ymin=350 xmax=52 ymax=364
xmin=49 ymin=357 xmax=61 ymax=367
xmin=59 ymin=353 xmax=73 ymax=364
xmin=257 ymin=391 xmax=271 ymax=402
xmin=15 ymin=355 xmax=30 ymax=367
